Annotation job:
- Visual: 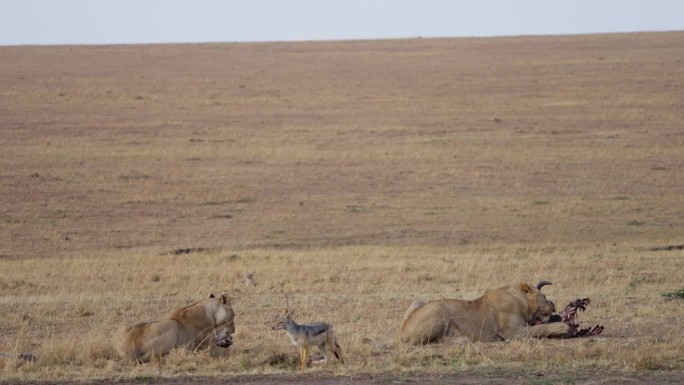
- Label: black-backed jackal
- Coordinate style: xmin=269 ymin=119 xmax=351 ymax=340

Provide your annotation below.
xmin=272 ymin=308 xmax=343 ymax=371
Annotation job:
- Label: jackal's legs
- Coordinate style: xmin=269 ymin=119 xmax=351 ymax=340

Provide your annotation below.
xmin=299 ymin=343 xmax=310 ymax=371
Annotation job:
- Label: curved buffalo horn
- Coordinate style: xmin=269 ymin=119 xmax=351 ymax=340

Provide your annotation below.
xmin=536 ymin=280 xmax=553 ymax=290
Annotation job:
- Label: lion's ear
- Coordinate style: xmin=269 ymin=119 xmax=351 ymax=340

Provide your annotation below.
xmin=209 ymin=292 xmax=216 ymax=298
xmin=220 ymin=292 xmax=231 ymax=305
xmin=519 ymin=283 xmax=534 ymax=293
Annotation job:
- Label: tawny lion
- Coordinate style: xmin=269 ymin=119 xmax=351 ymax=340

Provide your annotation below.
xmin=399 ymin=281 xmax=571 ymax=344
xmin=112 ymin=292 xmax=235 ymax=362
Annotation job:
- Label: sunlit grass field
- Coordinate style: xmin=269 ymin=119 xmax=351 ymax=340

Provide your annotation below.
xmin=1 ymin=246 xmax=683 ymax=382
xmin=1 ymin=32 xmax=683 ymax=382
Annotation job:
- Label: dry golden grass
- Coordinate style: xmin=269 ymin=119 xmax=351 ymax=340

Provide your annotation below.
xmin=1 ymin=246 xmax=682 ymax=382
xmin=1 ymin=32 xmax=684 ymax=382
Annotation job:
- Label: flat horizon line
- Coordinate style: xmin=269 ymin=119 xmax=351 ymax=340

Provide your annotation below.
xmin=1 ymin=29 xmax=682 ymax=48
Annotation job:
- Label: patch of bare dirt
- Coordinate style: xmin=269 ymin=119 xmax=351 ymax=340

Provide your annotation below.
xmin=13 ymin=371 xmax=684 ymax=385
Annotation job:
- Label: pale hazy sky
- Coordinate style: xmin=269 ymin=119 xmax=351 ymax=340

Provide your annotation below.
xmin=1 ymin=0 xmax=683 ymax=46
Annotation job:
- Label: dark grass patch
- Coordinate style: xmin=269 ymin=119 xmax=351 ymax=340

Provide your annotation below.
xmin=646 ymin=244 xmax=684 ymax=251
xmin=164 ymin=247 xmax=211 ymax=255
xmin=662 ymin=287 xmax=684 ymax=300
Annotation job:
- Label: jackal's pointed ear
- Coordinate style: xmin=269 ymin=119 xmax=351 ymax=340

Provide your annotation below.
xmin=520 ymin=282 xmax=534 ymax=294
xmin=287 ymin=308 xmax=295 ymax=319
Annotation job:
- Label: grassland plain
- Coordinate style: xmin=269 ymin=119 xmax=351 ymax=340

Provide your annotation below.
xmin=0 ymin=32 xmax=683 ymax=384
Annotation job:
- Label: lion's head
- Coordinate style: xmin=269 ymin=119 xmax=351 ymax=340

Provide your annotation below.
xmin=209 ymin=292 xmax=235 ymax=348
xmin=520 ymin=281 xmax=557 ymax=325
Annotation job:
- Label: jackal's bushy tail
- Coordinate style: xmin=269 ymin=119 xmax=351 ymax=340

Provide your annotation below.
xmin=328 ymin=330 xmax=343 ymax=362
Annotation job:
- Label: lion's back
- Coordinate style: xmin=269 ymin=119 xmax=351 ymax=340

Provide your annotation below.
xmin=399 ymin=289 xmax=515 ymax=344
xmin=112 ymin=321 xmax=179 ymax=361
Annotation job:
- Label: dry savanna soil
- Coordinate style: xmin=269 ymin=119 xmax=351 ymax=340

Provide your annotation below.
xmin=1 ymin=32 xmax=683 ymax=384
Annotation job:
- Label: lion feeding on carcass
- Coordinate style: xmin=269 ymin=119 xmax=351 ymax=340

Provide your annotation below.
xmin=399 ymin=281 xmax=602 ymax=345
xmin=113 ymin=292 xmax=235 ymax=362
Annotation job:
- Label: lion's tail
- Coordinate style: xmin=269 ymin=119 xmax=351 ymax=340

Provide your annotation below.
xmin=365 ymin=339 xmax=395 ymax=351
